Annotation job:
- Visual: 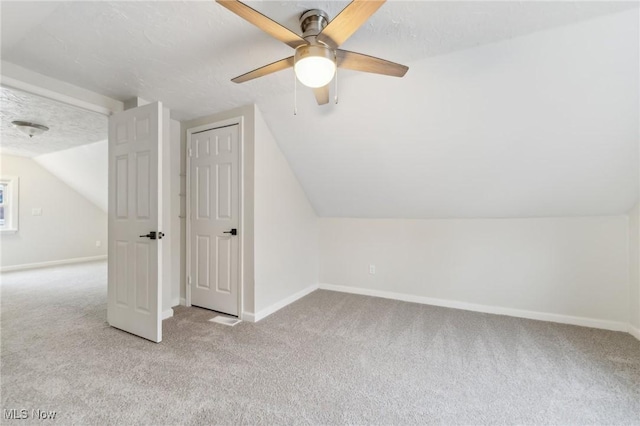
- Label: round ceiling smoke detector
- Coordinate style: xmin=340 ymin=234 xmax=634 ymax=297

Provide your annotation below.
xmin=11 ymin=121 xmax=50 ymax=138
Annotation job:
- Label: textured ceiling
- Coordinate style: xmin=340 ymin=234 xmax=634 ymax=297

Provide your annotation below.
xmin=0 ymin=87 xmax=107 ymax=157
xmin=0 ymin=1 xmax=638 ymax=218
xmin=1 ymin=1 xmax=636 ymax=121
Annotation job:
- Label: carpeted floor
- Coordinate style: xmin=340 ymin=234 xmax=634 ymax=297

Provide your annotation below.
xmin=1 ymin=261 xmax=639 ymax=425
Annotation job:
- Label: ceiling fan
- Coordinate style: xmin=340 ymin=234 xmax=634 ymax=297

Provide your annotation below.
xmin=216 ymin=0 xmax=409 ymax=105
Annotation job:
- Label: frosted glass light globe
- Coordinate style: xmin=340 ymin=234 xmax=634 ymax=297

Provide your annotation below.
xmin=294 ymin=45 xmax=336 ymax=88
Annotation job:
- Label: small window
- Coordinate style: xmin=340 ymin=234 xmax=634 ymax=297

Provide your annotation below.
xmin=0 ymin=176 xmax=19 ymax=234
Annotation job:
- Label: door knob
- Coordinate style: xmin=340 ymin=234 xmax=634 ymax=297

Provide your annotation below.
xmin=223 ymin=228 xmax=237 ymax=236
xmin=139 ymin=231 xmax=157 ymax=240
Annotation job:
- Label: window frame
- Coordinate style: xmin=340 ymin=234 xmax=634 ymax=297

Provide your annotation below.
xmin=0 ymin=176 xmax=19 ymax=234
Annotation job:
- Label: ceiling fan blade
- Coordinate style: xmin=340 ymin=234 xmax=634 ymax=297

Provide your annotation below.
xmin=313 ymin=85 xmax=330 ymax=105
xmin=231 ymin=56 xmax=294 ymax=83
xmin=316 ymin=0 xmax=385 ymax=49
xmin=336 ymin=50 xmax=408 ymax=77
xmin=216 ymin=0 xmax=307 ymax=49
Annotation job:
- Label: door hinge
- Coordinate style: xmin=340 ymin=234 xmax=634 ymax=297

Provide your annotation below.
xmin=188 ymin=148 xmax=193 ymax=157
xmin=187 ymin=276 xmax=191 ymax=286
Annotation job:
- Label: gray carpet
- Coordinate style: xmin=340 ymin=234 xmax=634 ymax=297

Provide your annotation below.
xmin=1 ymin=261 xmax=639 ymax=425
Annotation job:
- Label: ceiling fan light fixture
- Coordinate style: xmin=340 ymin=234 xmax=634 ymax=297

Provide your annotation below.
xmin=294 ymin=44 xmax=336 ymax=88
xmin=11 ymin=120 xmax=49 ymax=138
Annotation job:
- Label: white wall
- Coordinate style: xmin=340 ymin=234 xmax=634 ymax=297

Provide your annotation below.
xmin=34 ymin=140 xmax=108 ymax=212
xmin=629 ymin=204 xmax=640 ymax=336
xmin=169 ymin=119 xmax=182 ymax=308
xmin=0 ymin=155 xmax=107 ymax=269
xmin=259 ymin=9 xmax=639 ymax=219
xmin=158 ymin=112 xmax=176 ymax=315
xmin=319 ymin=216 xmax=629 ymax=328
xmin=253 ymin=107 xmax=318 ymax=315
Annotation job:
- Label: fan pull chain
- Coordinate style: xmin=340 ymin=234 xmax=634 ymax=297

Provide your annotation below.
xmin=334 ymin=67 xmax=339 ymax=104
xmin=293 ymin=70 xmax=298 ymax=116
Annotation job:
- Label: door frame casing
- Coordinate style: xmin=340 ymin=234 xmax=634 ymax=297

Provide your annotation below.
xmin=185 ymin=117 xmax=245 ymax=319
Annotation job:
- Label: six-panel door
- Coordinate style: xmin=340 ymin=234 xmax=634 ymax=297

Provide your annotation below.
xmin=107 ymin=102 xmax=163 ymax=343
xmin=189 ymin=125 xmax=240 ymax=316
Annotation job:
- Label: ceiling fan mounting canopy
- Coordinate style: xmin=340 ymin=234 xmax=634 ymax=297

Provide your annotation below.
xmin=215 ymin=0 xmax=409 ymax=105
xmin=300 ymin=9 xmax=330 ymax=40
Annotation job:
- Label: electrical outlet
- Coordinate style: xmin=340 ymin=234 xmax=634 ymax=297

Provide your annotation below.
xmin=369 ymin=264 xmax=376 ymax=275
xmin=31 ymin=208 xmax=42 ymax=216
xmin=96 ymin=240 xmax=102 ymax=247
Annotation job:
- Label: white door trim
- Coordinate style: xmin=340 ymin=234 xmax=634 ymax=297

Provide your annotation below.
xmin=186 ymin=117 xmax=245 ymax=319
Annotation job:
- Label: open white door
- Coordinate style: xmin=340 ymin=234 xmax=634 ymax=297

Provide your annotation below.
xmin=107 ymin=102 xmax=164 ymax=343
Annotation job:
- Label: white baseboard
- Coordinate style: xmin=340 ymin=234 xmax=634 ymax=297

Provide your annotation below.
xmin=246 ymin=284 xmax=318 ymax=323
xmin=319 ymin=283 xmax=630 ymax=333
xmin=162 ymin=308 xmax=174 ymax=320
xmin=0 ymin=255 xmax=108 ymax=273
xmin=171 ymin=297 xmax=180 ymax=308
xmin=179 ymin=297 xmax=186 ymax=306
xmin=629 ymin=325 xmax=640 ymax=341
xmin=242 ymin=312 xmax=256 ymax=322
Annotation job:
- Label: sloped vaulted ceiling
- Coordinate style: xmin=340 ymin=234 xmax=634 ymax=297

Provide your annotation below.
xmin=259 ymin=9 xmax=639 ymax=218
xmin=1 ymin=1 xmax=638 ymax=218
